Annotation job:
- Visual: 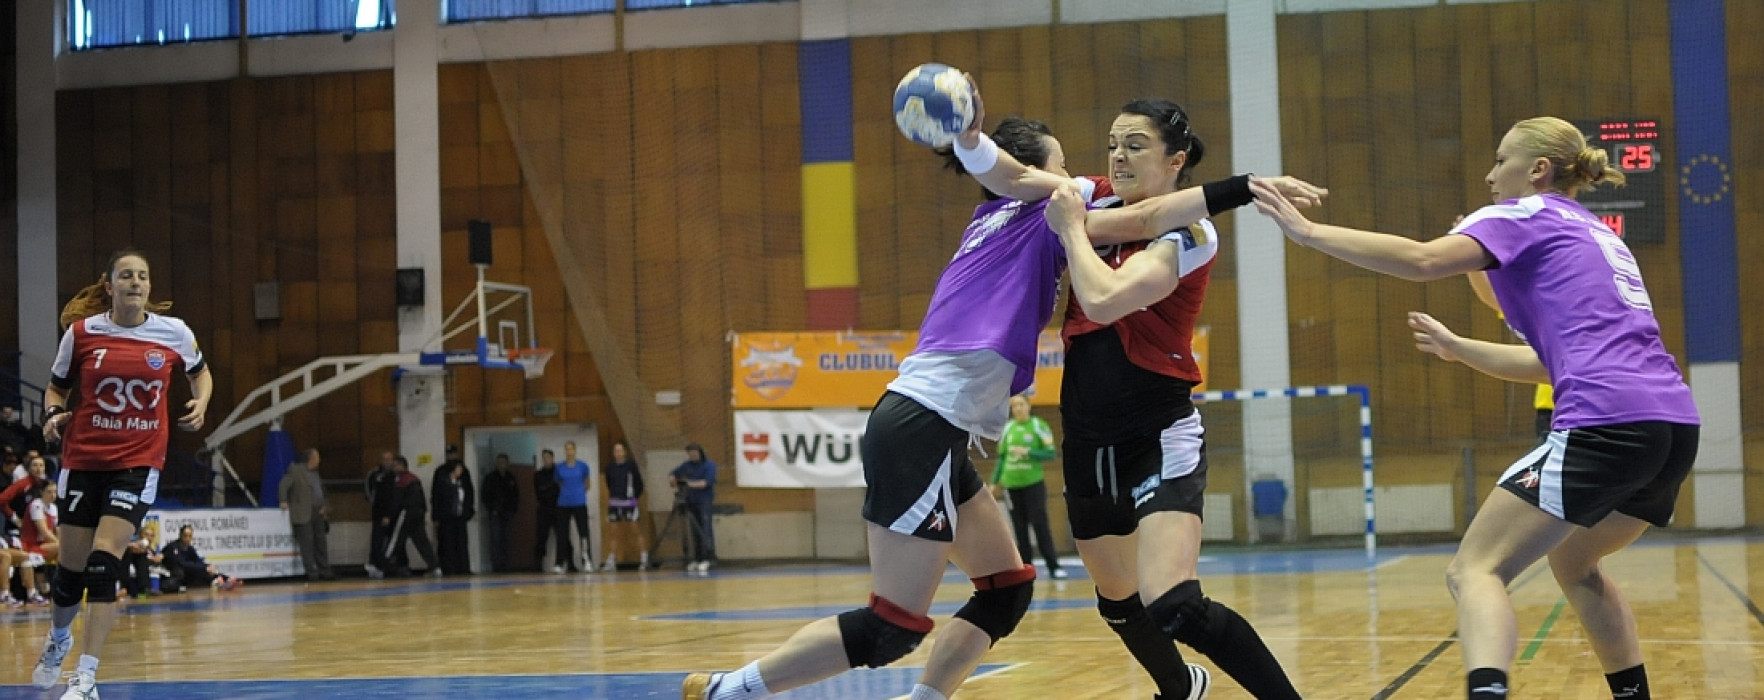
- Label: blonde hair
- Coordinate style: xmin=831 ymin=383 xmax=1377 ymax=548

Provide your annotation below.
xmin=59 ymin=249 xmax=172 ymax=329
xmin=1507 ymin=117 xmax=1627 ymax=197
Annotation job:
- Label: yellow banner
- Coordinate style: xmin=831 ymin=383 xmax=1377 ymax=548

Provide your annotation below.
xmin=731 ymin=327 xmax=1207 ymax=408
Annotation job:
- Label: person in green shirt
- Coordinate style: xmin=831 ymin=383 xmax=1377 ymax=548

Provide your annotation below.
xmin=992 ymin=394 xmax=1067 ymax=579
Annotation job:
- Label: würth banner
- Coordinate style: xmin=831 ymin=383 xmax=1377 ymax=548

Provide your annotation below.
xmin=733 ymin=409 xmax=869 ymax=488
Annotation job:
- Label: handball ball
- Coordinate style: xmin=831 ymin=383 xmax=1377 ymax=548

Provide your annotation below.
xmin=893 ymin=63 xmax=974 ymax=148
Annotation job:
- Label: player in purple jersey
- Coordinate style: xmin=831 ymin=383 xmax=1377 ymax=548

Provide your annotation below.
xmin=1253 ymin=117 xmax=1698 ymax=700
xmin=684 ymin=97 xmax=1319 ymax=699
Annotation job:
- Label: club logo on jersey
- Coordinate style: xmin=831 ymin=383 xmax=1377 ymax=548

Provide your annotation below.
xmin=1517 ymin=468 xmax=1540 ymax=490
xmin=741 ymin=433 xmax=771 ymax=464
xmin=738 ymin=340 xmax=802 ymax=401
xmin=144 ymin=349 xmax=167 ymax=370
xmin=927 ymin=510 xmax=947 ymax=532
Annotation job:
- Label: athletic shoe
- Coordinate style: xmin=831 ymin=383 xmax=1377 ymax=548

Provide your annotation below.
xmin=681 ymin=671 xmax=718 ymax=699
xmin=1049 ymin=568 xmax=1069 ymax=580
xmin=363 ymin=563 xmax=383 ymax=579
xmin=31 ymin=631 xmax=72 ymax=689
xmin=59 ymin=669 xmax=98 ymax=699
xmin=0 ymin=592 xmax=22 ymax=607
xmin=552 ymin=565 xmax=565 ymax=574
xmin=1183 ymin=664 xmax=1211 ymax=700
xmin=27 ymin=592 xmax=50 ymax=606
xmin=429 ymin=568 xmax=444 ymax=578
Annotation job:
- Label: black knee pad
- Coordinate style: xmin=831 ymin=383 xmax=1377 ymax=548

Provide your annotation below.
xmin=51 ymin=565 xmax=85 ymax=608
xmin=1097 ymin=591 xmax=1149 ymax=630
xmin=953 ymin=565 xmax=1036 ymax=644
xmin=836 ymin=594 xmax=933 ymax=669
xmin=83 ymin=551 xmax=122 ymax=604
xmin=1147 ymin=580 xmax=1231 ymax=656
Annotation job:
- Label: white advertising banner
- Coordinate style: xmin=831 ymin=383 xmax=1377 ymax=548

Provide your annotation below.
xmin=146 ymin=508 xmax=304 ymax=579
xmin=734 ymin=409 xmax=869 ymax=488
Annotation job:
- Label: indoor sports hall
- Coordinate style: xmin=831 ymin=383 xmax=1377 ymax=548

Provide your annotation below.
xmin=1 ymin=1 xmax=1760 ymax=698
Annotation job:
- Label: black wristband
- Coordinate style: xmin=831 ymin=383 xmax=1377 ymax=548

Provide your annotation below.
xmin=1202 ymin=174 xmax=1254 ymax=216
xmin=44 ymin=405 xmax=68 ymax=419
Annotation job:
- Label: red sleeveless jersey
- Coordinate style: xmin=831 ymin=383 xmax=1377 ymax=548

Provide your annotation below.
xmin=50 ymin=313 xmax=206 ymax=472
xmin=1061 ymin=220 xmax=1219 ymax=382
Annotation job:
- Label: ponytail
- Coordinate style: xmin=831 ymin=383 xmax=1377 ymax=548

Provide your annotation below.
xmin=1508 ymin=117 xmax=1627 ymax=198
xmin=59 ymin=250 xmax=172 ymax=329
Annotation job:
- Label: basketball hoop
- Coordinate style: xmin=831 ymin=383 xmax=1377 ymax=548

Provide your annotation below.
xmin=508 ymin=348 xmax=554 ymax=379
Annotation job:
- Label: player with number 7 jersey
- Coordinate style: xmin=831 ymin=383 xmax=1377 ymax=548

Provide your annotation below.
xmin=33 ymin=251 xmax=214 ymax=700
xmin=51 ymin=312 xmax=205 ymax=472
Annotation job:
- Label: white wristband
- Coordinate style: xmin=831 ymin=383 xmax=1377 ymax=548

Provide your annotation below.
xmin=954 ymin=136 xmax=999 ymax=175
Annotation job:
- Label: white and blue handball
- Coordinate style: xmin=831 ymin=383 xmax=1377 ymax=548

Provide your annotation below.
xmin=892 ymin=63 xmax=975 ymax=148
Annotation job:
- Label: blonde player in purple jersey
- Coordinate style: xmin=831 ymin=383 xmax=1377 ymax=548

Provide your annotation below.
xmin=1253 ymin=117 xmax=1699 ymax=700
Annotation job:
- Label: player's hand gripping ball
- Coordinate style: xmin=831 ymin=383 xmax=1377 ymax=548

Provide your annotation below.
xmin=893 ymin=63 xmax=975 ymax=148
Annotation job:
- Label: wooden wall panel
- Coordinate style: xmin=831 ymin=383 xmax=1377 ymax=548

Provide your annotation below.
xmin=43 ymin=0 xmax=1759 ymax=523
xmin=1735 ymin=0 xmax=1764 ymax=434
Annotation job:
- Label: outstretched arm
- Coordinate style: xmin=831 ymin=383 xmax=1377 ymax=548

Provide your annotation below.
xmin=1252 ymin=180 xmax=1492 ymax=281
xmin=1409 ymin=312 xmax=1549 ymax=383
xmin=949 ymin=78 xmax=1071 ymax=203
xmin=1085 ymin=175 xmax=1328 ymax=245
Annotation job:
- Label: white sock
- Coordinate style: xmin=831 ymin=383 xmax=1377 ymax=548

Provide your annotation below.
xmin=708 ymin=661 xmax=771 ymax=700
xmin=77 ymin=654 xmax=99 ymax=675
xmin=50 ymin=626 xmax=73 ymax=643
xmin=907 ymin=684 xmax=948 ymax=700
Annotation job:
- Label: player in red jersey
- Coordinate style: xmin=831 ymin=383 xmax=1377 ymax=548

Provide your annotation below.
xmin=32 ymin=250 xmax=212 ymax=700
xmin=1044 ymin=100 xmax=1306 ymax=700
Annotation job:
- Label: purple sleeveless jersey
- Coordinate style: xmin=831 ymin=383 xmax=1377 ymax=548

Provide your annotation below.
xmin=1451 ymin=193 xmax=1699 ymax=429
xmin=912 ymin=196 xmax=1068 ymax=395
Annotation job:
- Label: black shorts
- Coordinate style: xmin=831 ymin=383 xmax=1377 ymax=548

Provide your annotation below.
xmin=1064 ymin=410 xmax=1208 ymax=540
xmin=860 ymin=392 xmax=985 ymax=543
xmin=1498 ymin=421 xmax=1698 ymax=528
xmin=58 ymin=466 xmax=158 ymax=530
xmin=607 ymin=504 xmax=641 ymax=522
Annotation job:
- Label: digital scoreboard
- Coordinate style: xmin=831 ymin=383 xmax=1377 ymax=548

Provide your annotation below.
xmin=1572 ymin=119 xmax=1666 ymax=243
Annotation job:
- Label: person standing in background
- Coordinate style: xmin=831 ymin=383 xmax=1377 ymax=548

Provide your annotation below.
xmin=601 ymin=440 xmax=647 ymax=571
xmin=278 ymin=448 xmax=333 ymax=581
xmin=479 ymin=453 xmax=517 ymax=573
xmin=532 ymin=449 xmax=561 ymax=572
xmin=991 ymin=395 xmax=1066 ymax=580
xmin=433 ymin=460 xmax=475 ymax=576
xmin=553 ymin=442 xmax=592 ymax=574
xmin=364 ymin=451 xmax=398 ymax=579
xmin=669 ymin=443 xmax=718 ymax=573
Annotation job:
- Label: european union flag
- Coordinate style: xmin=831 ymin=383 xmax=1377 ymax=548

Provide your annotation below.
xmin=1670 ymin=0 xmax=1739 ymax=363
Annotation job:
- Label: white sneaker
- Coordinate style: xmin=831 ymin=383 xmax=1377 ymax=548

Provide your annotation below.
xmin=32 ymin=632 xmax=72 ymax=689
xmin=59 ymin=669 xmax=98 ymax=700
xmin=363 ymin=564 xmax=383 ymax=579
xmin=429 ymin=568 xmax=444 ymax=578
xmin=552 ymin=565 xmax=565 ymax=574
xmin=602 ymin=556 xmax=616 ymax=571
xmin=1182 ymin=663 xmax=1210 ymax=700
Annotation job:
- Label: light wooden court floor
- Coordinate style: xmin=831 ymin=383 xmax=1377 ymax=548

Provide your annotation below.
xmin=3 ymin=535 xmax=1763 ymax=699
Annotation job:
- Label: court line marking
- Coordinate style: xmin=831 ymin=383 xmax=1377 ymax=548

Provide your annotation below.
xmin=1517 ymin=597 xmax=1568 ymax=665
xmin=884 ymin=663 xmax=1027 ymax=700
xmin=1368 ymin=557 xmax=1554 ymax=698
xmin=1694 ymin=549 xmax=1764 ymax=629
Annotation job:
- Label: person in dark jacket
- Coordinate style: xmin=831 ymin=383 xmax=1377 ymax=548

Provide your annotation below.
xmin=532 ymin=449 xmax=561 ymax=571
xmin=159 ymin=525 xmax=240 ymax=591
xmin=385 ymin=455 xmax=440 ymax=577
xmin=431 ymin=459 xmax=474 ymax=576
xmin=669 ymin=443 xmax=717 ymax=573
xmin=479 ymin=453 xmax=519 ymax=573
xmin=601 ymin=440 xmax=647 ymax=570
xmin=364 ymin=451 xmax=401 ymax=578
